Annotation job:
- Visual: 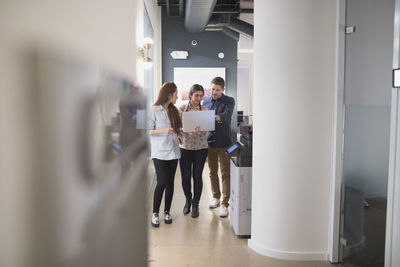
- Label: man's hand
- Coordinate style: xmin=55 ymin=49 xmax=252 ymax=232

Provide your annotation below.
xmin=215 ymin=115 xmax=222 ymax=121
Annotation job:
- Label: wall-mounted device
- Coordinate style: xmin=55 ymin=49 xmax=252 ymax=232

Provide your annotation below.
xmin=170 ymin=50 xmax=189 ymax=59
xmin=139 ymin=37 xmax=153 ymax=69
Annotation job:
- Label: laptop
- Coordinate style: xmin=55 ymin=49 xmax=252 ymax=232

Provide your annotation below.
xmin=182 ymin=110 xmax=215 ymax=132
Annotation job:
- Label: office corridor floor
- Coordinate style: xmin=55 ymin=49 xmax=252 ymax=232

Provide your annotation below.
xmin=147 ymin=163 xmax=336 ymax=267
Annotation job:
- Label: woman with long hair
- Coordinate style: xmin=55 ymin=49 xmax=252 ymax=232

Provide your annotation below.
xmin=148 ymin=82 xmax=182 ymax=227
xmin=179 ymin=84 xmax=208 ymax=218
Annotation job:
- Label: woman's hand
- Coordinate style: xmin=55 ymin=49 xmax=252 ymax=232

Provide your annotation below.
xmin=150 ymin=128 xmax=173 ymax=136
xmin=189 ymin=126 xmax=201 ymax=135
xmin=161 ymin=128 xmax=174 ymax=134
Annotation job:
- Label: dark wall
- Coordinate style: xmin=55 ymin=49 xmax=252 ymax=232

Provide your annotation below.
xmin=161 ymin=7 xmax=238 ymax=132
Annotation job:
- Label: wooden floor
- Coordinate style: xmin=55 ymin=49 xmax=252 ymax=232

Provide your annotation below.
xmin=147 ymin=162 xmax=337 ymax=267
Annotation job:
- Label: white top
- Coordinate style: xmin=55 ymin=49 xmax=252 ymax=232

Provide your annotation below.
xmin=148 ymin=105 xmax=180 ymax=160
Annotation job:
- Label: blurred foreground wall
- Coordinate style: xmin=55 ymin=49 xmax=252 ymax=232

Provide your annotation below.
xmin=0 ymin=1 xmax=144 ymax=266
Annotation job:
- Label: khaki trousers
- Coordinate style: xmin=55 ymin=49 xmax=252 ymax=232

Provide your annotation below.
xmin=207 ymin=146 xmax=231 ymax=207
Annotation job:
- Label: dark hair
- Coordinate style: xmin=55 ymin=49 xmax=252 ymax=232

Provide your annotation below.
xmin=154 ymin=82 xmax=182 ymax=134
xmin=211 ymin=76 xmax=225 ymax=88
xmin=187 ymin=84 xmax=204 ymax=111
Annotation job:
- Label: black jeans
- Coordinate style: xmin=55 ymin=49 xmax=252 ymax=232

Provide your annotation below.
xmin=179 ymin=148 xmax=208 ymax=203
xmin=152 ymin=158 xmax=178 ymax=213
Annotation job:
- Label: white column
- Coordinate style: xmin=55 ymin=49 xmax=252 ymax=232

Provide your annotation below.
xmin=249 ymin=0 xmax=337 ymax=260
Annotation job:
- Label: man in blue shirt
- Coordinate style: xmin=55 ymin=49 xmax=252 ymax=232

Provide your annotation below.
xmin=202 ymin=77 xmax=235 ymax=217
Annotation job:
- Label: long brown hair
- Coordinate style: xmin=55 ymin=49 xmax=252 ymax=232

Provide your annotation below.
xmin=187 ymin=84 xmax=204 ymax=111
xmin=154 ymin=82 xmax=182 ymax=134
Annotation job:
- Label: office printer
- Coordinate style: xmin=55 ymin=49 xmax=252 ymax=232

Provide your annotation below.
xmin=226 ymin=124 xmax=252 ymax=167
xmin=227 ymin=124 xmax=253 ymax=237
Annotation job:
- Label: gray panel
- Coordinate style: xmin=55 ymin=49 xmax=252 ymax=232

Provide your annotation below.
xmin=344 ymin=0 xmax=394 ymax=106
xmin=343 ymin=105 xmax=391 ymax=198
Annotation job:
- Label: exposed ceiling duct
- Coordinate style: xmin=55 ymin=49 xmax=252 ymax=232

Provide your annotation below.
xmin=184 ymin=0 xmax=218 ymax=33
xmin=157 ymin=0 xmax=254 ymax=40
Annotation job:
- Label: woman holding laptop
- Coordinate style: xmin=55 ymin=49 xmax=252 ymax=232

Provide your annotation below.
xmin=179 ymin=84 xmax=209 ymax=218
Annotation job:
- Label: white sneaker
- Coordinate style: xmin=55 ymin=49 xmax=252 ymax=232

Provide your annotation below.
xmin=219 ymin=205 xmax=228 ymax=217
xmin=151 ymin=213 xmax=160 ymax=227
xmin=164 ymin=211 xmax=172 ymax=224
xmin=209 ymin=198 xmax=220 ymax=209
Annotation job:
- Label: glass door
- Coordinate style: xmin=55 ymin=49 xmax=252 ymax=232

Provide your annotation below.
xmin=339 ymin=0 xmax=395 ymax=266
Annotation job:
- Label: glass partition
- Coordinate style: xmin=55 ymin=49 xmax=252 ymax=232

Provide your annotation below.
xmin=339 ymin=0 xmax=395 ymax=266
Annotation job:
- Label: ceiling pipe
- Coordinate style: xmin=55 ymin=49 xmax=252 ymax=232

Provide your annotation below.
xmin=179 ymin=0 xmax=185 ymax=17
xmin=207 ymin=14 xmax=253 ymax=39
xmin=205 ymin=26 xmax=240 ymax=41
xmin=184 ymin=0 xmax=217 ymax=33
xmin=211 ymin=6 xmax=254 ymax=15
xmin=166 ymin=0 xmax=185 ymax=17
xmin=225 ymin=16 xmax=253 ymax=38
xmin=238 ymin=9 xmax=253 ymax=13
xmin=166 ymin=0 xmax=172 ymax=16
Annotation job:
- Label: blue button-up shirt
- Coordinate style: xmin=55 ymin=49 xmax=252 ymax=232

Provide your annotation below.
xmin=202 ymin=94 xmax=235 ymax=148
xmin=148 ymin=105 xmax=180 ymax=160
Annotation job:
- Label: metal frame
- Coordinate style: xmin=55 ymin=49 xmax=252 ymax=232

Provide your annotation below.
xmin=385 ymin=1 xmax=400 ymax=266
xmin=328 ymin=0 xmax=346 ymax=263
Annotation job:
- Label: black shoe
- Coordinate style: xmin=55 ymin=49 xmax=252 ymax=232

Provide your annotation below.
xmin=164 ymin=211 xmax=172 ymax=224
xmin=191 ymin=201 xmax=199 ymax=218
xmin=183 ymin=199 xmax=191 ymax=215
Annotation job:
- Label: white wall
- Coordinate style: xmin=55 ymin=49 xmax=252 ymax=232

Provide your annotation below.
xmin=249 ymin=0 xmax=337 ymax=260
xmin=144 ymin=0 xmax=163 ymax=100
xmin=0 ymin=0 xmax=141 ymax=80
xmin=0 ymin=1 xmax=141 ymax=266
xmin=238 ymin=33 xmax=254 ymax=118
xmin=238 ymin=51 xmax=253 ymax=118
